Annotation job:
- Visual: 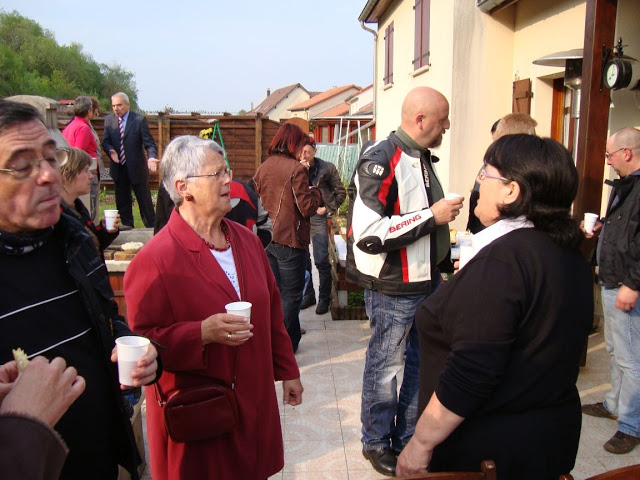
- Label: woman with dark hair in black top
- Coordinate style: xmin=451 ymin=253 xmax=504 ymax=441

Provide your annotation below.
xmin=397 ymin=135 xmax=593 ymax=479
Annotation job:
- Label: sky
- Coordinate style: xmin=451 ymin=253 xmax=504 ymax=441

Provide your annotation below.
xmin=1 ymin=0 xmax=374 ymax=113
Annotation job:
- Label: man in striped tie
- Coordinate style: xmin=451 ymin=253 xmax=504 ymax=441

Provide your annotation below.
xmin=102 ymin=92 xmax=159 ymax=228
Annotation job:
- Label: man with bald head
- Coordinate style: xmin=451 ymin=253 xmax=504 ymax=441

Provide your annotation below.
xmin=346 ymin=87 xmax=461 ymax=476
xmin=582 ymin=127 xmax=640 ymax=454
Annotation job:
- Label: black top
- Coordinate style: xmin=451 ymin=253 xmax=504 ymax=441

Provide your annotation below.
xmin=416 ymin=228 xmax=592 ymax=479
xmin=0 ymin=236 xmax=118 ymax=479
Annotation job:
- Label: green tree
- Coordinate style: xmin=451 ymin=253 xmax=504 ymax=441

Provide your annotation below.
xmin=0 ymin=10 xmax=139 ymax=110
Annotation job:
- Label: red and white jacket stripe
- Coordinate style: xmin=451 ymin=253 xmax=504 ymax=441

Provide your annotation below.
xmin=346 ymin=132 xmax=441 ymax=295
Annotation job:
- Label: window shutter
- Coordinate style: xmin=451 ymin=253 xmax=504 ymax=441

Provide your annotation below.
xmin=512 ymin=79 xmax=532 ymax=113
xmin=413 ymin=0 xmax=430 ymax=69
xmin=413 ymin=0 xmax=421 ymax=69
xmin=389 ymin=23 xmax=394 ymax=84
xmin=384 ymin=23 xmax=394 ymax=85
xmin=421 ymin=0 xmax=430 ymax=68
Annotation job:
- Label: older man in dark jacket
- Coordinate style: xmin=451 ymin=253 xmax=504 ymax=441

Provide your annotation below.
xmin=299 ymin=139 xmax=346 ymax=314
xmin=582 ymin=127 xmax=640 ymax=455
xmin=0 ymin=99 xmax=160 ymax=479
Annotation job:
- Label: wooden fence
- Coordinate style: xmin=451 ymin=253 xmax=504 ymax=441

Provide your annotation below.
xmin=58 ymin=113 xmax=281 ymax=185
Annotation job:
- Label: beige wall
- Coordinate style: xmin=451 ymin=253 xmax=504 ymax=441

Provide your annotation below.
xmin=269 ymin=88 xmax=310 ymax=122
xmin=369 ymin=0 xmax=640 ymax=230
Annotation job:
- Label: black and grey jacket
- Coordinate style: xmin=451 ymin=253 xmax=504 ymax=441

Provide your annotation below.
xmin=308 ymin=157 xmax=346 ymax=216
xmin=598 ymin=172 xmax=640 ymax=290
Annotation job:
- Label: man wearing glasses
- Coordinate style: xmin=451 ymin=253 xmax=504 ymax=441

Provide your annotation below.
xmin=0 ymin=99 xmax=159 ymax=479
xmin=346 ymin=87 xmax=461 ymax=476
xmin=582 ymin=127 xmax=640 ymax=455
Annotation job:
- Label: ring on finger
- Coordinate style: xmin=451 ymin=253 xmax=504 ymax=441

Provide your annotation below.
xmin=227 ymin=333 xmax=233 ymax=341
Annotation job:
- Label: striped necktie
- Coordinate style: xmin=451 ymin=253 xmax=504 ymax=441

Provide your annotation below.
xmin=118 ymin=116 xmax=126 ymax=165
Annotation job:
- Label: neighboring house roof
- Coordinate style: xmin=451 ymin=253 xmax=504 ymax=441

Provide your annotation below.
xmin=346 ymin=84 xmax=373 ymax=102
xmin=354 ymin=102 xmax=373 ymax=115
xmin=289 ymin=85 xmax=360 ymax=111
xmin=249 ymin=83 xmax=309 ymax=115
xmin=315 ymin=103 xmax=350 ymax=118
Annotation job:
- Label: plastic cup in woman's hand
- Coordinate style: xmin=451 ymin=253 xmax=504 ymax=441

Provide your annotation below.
xmin=226 ymin=301 xmax=252 ymax=334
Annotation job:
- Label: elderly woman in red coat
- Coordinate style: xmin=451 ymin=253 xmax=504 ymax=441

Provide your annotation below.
xmin=124 ymin=136 xmax=302 ymax=480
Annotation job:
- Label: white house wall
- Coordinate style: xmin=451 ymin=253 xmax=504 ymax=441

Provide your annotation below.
xmin=349 ymin=87 xmax=374 ymax=115
xmin=268 ymin=88 xmax=310 ymax=122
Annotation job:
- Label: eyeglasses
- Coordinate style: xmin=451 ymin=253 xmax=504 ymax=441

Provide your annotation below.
xmin=186 ymin=168 xmax=232 ymax=181
xmin=477 ymin=167 xmax=509 ymax=183
xmin=0 ymin=149 xmax=67 ymax=181
xmin=604 ymin=148 xmax=626 ymax=159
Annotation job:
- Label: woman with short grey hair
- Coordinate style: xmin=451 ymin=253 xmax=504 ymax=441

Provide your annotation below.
xmin=125 ymin=135 xmax=302 ymax=480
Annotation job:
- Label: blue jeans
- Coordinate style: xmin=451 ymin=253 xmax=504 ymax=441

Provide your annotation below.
xmin=602 ymin=286 xmax=640 ymax=437
xmin=304 ymin=214 xmax=332 ymax=302
xmin=266 ymin=244 xmax=306 ymax=353
xmin=361 ymin=288 xmax=433 ymax=451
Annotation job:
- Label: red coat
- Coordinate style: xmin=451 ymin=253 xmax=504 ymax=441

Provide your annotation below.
xmin=124 ymin=210 xmax=300 ymax=480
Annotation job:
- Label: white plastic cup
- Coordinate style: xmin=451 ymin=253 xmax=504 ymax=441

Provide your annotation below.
xmin=104 ymin=209 xmax=118 ymax=230
xmin=445 ymin=193 xmax=463 ymax=201
xmin=584 ymin=212 xmax=599 ymax=234
xmin=225 ymin=301 xmax=252 ymax=334
xmin=115 ymin=336 xmax=150 ymax=387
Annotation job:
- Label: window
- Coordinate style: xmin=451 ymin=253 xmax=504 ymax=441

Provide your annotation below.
xmin=413 ymin=0 xmax=430 ymax=70
xmin=384 ymin=22 xmax=394 ymax=85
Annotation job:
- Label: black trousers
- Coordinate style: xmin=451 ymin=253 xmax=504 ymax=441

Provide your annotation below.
xmin=114 ymin=164 xmax=155 ymax=228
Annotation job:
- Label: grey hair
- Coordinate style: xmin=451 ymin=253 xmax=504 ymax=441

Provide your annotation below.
xmin=73 ymin=96 xmax=93 ymax=117
xmin=161 ymin=135 xmax=226 ymax=205
xmin=111 ymin=92 xmax=130 ymax=104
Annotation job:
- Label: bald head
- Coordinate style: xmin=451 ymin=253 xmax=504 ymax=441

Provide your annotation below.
xmin=400 ymin=87 xmax=450 ymax=148
xmin=611 ymin=127 xmax=640 ymax=151
xmin=607 ymin=127 xmax=640 ymax=177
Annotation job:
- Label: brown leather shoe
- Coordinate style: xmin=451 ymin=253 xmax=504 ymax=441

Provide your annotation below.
xmin=582 ymin=402 xmax=618 ymax=420
xmin=604 ymin=431 xmax=640 ymax=454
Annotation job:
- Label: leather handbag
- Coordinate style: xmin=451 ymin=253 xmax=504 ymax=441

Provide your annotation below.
xmin=154 ymin=351 xmax=239 ymax=443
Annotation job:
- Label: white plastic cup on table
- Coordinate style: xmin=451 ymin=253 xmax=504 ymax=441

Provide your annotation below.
xmin=104 ymin=209 xmax=118 ymax=230
xmin=115 ymin=336 xmax=150 ymax=387
xmin=583 ymin=213 xmax=599 ymax=234
xmin=225 ymin=301 xmax=252 ymax=334
xmin=445 ymin=192 xmax=463 ymax=201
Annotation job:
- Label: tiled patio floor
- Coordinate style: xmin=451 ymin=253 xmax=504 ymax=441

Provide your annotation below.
xmin=140 ymin=290 xmax=640 ymax=479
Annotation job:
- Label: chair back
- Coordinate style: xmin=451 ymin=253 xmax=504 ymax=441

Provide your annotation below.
xmin=559 ymin=464 xmax=640 ymax=480
xmin=393 ymin=460 xmax=496 ymax=480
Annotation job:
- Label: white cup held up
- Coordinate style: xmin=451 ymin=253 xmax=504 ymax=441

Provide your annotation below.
xmin=104 ymin=209 xmax=118 ymax=230
xmin=225 ymin=301 xmax=252 ymax=334
xmin=116 ymin=336 xmax=150 ymax=387
xmin=583 ymin=213 xmax=599 ymax=234
xmin=445 ymin=192 xmax=463 ymax=202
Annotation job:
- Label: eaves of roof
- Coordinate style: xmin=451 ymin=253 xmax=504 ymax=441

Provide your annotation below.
xmin=289 ymin=85 xmax=359 ymax=111
xmin=359 ymin=0 xmax=396 ymax=23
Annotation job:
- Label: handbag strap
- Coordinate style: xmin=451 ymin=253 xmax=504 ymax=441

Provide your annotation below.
xmin=154 ymin=347 xmax=239 ymax=407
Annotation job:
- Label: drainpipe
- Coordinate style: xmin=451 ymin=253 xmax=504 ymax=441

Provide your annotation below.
xmin=360 ymin=21 xmax=377 ymax=135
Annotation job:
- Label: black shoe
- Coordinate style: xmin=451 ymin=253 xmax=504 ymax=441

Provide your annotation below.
xmin=362 ymin=447 xmax=397 ymax=476
xmin=119 ymin=224 xmax=133 ymax=231
xmin=315 ymin=299 xmax=330 ymax=315
xmin=301 ymin=295 xmax=316 ymax=310
xmin=300 ymin=328 xmax=307 ymax=335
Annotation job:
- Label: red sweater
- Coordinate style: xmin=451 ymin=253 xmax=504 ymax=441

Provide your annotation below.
xmin=62 ymin=116 xmax=97 ymax=159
